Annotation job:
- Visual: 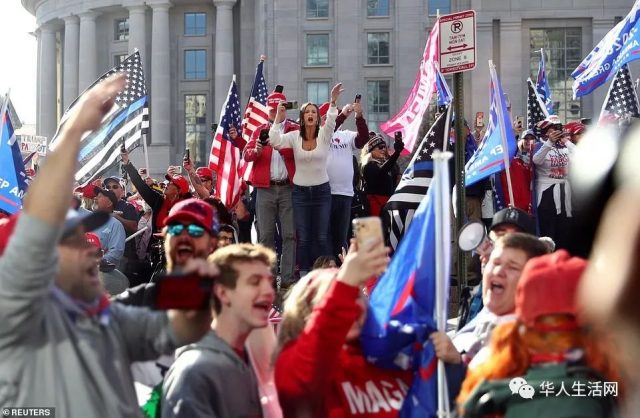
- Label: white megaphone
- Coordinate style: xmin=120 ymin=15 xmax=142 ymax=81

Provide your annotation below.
xmin=457 ymin=221 xmax=488 ymax=252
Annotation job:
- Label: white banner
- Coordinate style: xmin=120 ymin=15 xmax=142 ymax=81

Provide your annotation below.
xmin=18 ymin=135 xmax=48 ymax=157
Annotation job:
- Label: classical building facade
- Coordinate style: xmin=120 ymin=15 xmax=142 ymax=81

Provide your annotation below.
xmin=22 ymin=0 xmax=635 ymax=174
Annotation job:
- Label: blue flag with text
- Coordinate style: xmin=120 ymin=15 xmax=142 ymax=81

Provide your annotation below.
xmin=0 ymin=110 xmax=28 ymax=214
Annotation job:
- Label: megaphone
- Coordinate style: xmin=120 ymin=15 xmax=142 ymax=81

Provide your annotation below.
xmin=457 ymin=221 xmax=487 ymax=252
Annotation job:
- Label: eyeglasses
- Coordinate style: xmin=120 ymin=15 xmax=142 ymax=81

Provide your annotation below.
xmin=167 ymin=223 xmax=206 ymax=238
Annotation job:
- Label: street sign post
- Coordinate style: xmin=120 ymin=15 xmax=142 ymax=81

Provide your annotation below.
xmin=439 ymin=10 xmax=476 ymax=74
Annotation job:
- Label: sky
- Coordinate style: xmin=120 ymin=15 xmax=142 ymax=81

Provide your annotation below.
xmin=0 ymin=1 xmax=37 ymax=125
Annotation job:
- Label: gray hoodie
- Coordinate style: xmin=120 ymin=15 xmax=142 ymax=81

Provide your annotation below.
xmin=0 ymin=214 xmax=178 ymax=418
xmin=162 ymin=330 xmax=263 ymax=418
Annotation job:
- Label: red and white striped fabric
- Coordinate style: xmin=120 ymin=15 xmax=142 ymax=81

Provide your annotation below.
xmin=239 ymin=60 xmax=270 ymax=181
xmin=209 ymin=77 xmax=245 ymax=209
xmin=268 ymin=305 xmax=283 ymax=335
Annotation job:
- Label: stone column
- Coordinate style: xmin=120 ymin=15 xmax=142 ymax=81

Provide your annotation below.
xmin=78 ymin=11 xmax=98 ymax=91
xmin=500 ymin=19 xmax=523 ymax=116
xmin=127 ymin=5 xmax=147 ymax=60
xmin=62 ymin=15 xmax=79 ymax=109
xmin=150 ymin=2 xmax=172 ymax=145
xmin=471 ymin=21 xmax=493 ymax=118
xmin=35 ymin=29 xmax=42 ymax=135
xmin=39 ymin=25 xmax=58 ymax=140
xmin=213 ymin=0 xmax=237 ymax=116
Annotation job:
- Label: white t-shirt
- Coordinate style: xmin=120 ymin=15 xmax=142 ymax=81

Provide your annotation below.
xmin=327 ymin=130 xmax=359 ymax=197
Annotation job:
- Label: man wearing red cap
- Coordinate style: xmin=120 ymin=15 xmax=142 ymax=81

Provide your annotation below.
xmin=243 ymin=86 xmax=299 ymax=285
xmin=0 ymin=74 xmax=214 ymax=417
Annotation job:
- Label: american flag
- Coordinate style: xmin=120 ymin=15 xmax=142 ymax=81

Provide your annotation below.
xmin=268 ymin=304 xmax=282 ymax=334
xmin=239 ymin=60 xmax=270 ymax=180
xmin=536 ymin=48 xmax=555 ymax=114
xmin=599 ymin=63 xmax=640 ymax=123
xmin=384 ymin=104 xmax=452 ymax=249
xmin=209 ymin=77 xmax=244 ymax=208
xmin=49 ymin=51 xmax=149 ymax=186
xmin=526 ymin=78 xmax=549 ymax=134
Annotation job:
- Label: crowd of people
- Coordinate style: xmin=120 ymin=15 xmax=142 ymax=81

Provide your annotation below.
xmin=0 ymin=71 xmax=638 ymax=418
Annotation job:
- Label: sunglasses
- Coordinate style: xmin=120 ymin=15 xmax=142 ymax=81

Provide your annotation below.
xmin=167 ymin=223 xmax=206 ymax=238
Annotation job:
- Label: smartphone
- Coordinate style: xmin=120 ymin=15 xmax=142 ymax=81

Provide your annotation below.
xmin=184 ymin=149 xmax=190 ymax=162
xmin=283 ymin=101 xmax=298 ymax=110
xmin=475 ymin=112 xmax=485 ymax=129
xmin=174 ymin=166 xmax=183 ymax=174
xmin=515 ymin=116 xmax=524 ymax=129
xmin=352 ymin=217 xmax=383 ymax=249
xmin=154 ymin=273 xmax=214 ymax=310
xmin=259 ymin=129 xmax=270 ymax=145
xmin=120 ymin=142 xmax=127 ymax=153
xmin=139 ymin=168 xmax=148 ymax=176
xmin=394 ymin=131 xmax=402 ymax=141
xmin=355 ymin=94 xmax=362 ymax=103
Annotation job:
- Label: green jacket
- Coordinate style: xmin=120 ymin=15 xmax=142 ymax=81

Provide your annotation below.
xmin=462 ymin=362 xmax=617 ymax=418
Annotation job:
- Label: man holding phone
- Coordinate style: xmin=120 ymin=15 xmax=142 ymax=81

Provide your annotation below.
xmin=243 ymin=85 xmax=299 ymax=286
xmin=163 ymin=243 xmax=276 ymax=418
xmin=0 ymin=74 xmax=213 ymax=417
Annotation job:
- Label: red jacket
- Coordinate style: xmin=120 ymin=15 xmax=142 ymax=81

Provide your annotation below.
xmin=499 ymin=156 xmax=533 ymax=214
xmin=243 ymin=120 xmax=299 ymax=188
xmin=275 ymin=280 xmax=413 ymax=418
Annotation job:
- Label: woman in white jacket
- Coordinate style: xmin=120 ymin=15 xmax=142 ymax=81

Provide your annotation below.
xmin=268 ymin=83 xmax=344 ymax=276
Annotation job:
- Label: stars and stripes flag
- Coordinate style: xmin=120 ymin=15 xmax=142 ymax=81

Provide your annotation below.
xmin=209 ymin=76 xmax=244 ymax=208
xmin=465 ymin=62 xmax=517 ymax=187
xmin=383 ymin=104 xmax=452 ymax=250
xmin=0 ymin=96 xmax=28 ymax=215
xmin=599 ymin=63 xmax=640 ymax=123
xmin=362 ymin=152 xmax=451 ymax=417
xmin=49 ymin=51 xmax=149 ymax=186
xmin=526 ymin=78 xmax=549 ymax=133
xmin=536 ymin=48 xmax=555 ymax=114
xmin=239 ymin=59 xmax=270 ymax=180
xmin=381 ymin=23 xmax=440 ymax=154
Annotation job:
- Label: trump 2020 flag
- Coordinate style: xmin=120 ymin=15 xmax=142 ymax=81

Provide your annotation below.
xmin=536 ymin=48 xmax=554 ymax=114
xmin=362 ymin=157 xmax=451 ymax=417
xmin=572 ymin=1 xmax=640 ymax=98
xmin=465 ymin=63 xmax=517 ymax=187
xmin=49 ymin=51 xmax=149 ymax=186
xmin=0 ymin=105 xmax=28 ymax=215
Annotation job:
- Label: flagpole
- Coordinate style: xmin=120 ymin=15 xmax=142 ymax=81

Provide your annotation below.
xmin=489 ymin=61 xmax=516 ymax=206
xmin=433 ymin=150 xmax=452 ymax=418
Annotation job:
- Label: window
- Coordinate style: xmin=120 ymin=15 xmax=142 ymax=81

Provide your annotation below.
xmin=185 ymin=12 xmax=207 ymax=36
xmin=307 ymin=81 xmax=329 ymax=104
xmin=428 ymin=0 xmax=451 ymax=16
xmin=367 ymin=0 xmax=389 ymax=17
xmin=530 ymin=28 xmax=582 ymax=121
xmin=307 ymin=0 xmax=329 ymax=18
xmin=306 ymin=34 xmax=329 ymax=65
xmin=367 ymin=33 xmax=390 ymax=64
xmin=114 ymin=54 xmax=127 ymax=66
xmin=185 ymin=95 xmax=208 ymax=167
xmin=184 ymin=50 xmax=207 ymax=80
xmin=114 ymin=18 xmax=129 ymax=41
xmin=367 ymin=80 xmax=390 ymax=132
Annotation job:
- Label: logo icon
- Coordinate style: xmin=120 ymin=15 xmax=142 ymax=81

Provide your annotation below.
xmin=510 ymin=377 xmax=535 ymax=399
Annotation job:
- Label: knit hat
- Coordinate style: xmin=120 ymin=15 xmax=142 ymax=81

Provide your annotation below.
xmin=267 ymin=91 xmax=287 ymax=110
xmin=164 ymin=198 xmax=220 ymax=236
xmin=164 ymin=174 xmax=190 ymax=196
xmin=366 ymin=134 xmax=386 ymax=153
xmin=490 ymin=207 xmax=536 ymax=236
xmin=195 ymin=167 xmax=214 ymax=180
xmin=516 ymin=250 xmax=587 ymax=327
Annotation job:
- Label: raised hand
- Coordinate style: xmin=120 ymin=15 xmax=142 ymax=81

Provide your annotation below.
xmin=337 ymin=238 xmax=390 ymax=287
xmin=330 ymin=82 xmax=345 ymax=104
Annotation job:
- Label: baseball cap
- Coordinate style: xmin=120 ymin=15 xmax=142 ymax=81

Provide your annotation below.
xmin=164 ymin=174 xmax=190 ymax=196
xmin=63 ymin=209 xmax=110 ymax=239
xmin=164 ymin=198 xmax=219 ymax=236
xmin=490 ymin=207 xmax=536 ymax=236
xmin=94 ymin=187 xmax=118 ymax=206
xmin=195 ymin=167 xmax=214 ymax=180
xmin=0 ymin=214 xmax=19 ymax=256
xmin=85 ymin=232 xmax=102 ymax=249
xmin=103 ymin=176 xmax=122 ymax=187
xmin=516 ymin=250 xmax=587 ymax=328
xmin=267 ymin=91 xmax=287 ymax=110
